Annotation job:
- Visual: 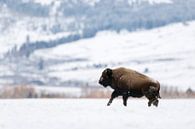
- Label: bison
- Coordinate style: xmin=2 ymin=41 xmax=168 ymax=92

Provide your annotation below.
xmin=99 ymin=67 xmax=161 ymax=107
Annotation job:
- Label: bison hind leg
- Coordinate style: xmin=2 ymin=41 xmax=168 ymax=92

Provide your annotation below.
xmin=148 ymin=99 xmax=154 ymax=107
xmin=152 ymin=99 xmax=159 ymax=107
xmin=148 ymin=100 xmax=152 ymax=107
xmin=142 ymin=87 xmax=160 ymax=107
xmin=148 ymin=98 xmax=159 ymax=107
xmin=148 ymin=86 xmax=161 ymax=99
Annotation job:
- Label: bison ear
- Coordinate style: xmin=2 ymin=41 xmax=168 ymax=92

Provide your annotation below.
xmin=106 ymin=68 xmax=112 ymax=78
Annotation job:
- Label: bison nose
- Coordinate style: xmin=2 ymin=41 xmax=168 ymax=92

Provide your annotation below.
xmin=99 ymin=79 xmax=102 ymax=84
xmin=99 ymin=77 xmax=103 ymax=84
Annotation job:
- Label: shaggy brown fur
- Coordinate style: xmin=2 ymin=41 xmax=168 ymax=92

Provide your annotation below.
xmin=99 ymin=67 xmax=161 ymax=107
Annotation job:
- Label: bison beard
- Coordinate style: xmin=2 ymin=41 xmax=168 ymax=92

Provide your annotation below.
xmin=99 ymin=67 xmax=161 ymax=107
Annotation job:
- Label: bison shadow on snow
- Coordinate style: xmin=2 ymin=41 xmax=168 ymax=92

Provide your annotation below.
xmin=99 ymin=67 xmax=161 ymax=107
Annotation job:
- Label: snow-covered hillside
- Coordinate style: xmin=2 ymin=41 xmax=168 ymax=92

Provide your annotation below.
xmin=29 ymin=21 xmax=195 ymax=90
xmin=34 ymin=0 xmax=173 ymax=5
xmin=1 ymin=0 xmax=195 ymax=90
xmin=1 ymin=0 xmax=195 ymax=56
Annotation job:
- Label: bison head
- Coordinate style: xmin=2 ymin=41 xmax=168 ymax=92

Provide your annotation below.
xmin=99 ymin=68 xmax=113 ymax=87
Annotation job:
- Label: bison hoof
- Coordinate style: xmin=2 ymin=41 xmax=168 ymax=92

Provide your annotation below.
xmin=148 ymin=102 xmax=152 ymax=107
xmin=107 ymin=103 xmax=111 ymax=106
xmin=123 ymin=103 xmax=127 ymax=106
xmin=153 ymin=99 xmax=159 ymax=107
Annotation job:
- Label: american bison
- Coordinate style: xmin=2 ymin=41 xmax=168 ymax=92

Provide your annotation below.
xmin=99 ymin=67 xmax=161 ymax=107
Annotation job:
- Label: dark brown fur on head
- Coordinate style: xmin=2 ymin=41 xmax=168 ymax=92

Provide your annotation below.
xmin=99 ymin=68 xmax=113 ymax=87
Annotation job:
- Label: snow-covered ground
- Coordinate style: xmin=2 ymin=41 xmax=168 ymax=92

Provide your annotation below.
xmin=0 ymin=99 xmax=194 ymax=129
xmin=32 ymin=21 xmax=195 ymax=90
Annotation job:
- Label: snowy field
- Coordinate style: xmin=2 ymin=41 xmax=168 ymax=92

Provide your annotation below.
xmin=0 ymin=99 xmax=195 ymax=129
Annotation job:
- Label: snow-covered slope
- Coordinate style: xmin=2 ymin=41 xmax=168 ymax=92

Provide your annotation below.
xmin=1 ymin=0 xmax=195 ymax=90
xmin=32 ymin=21 xmax=195 ymax=90
xmin=34 ymin=0 xmax=173 ymax=5
xmin=1 ymin=0 xmax=195 ymax=56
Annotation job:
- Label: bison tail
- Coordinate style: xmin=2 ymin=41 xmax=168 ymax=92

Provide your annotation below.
xmin=156 ymin=81 xmax=161 ymax=99
xmin=158 ymin=93 xmax=161 ymax=99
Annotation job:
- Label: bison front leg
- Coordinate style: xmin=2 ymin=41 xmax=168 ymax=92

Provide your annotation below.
xmin=107 ymin=90 xmax=119 ymax=106
xmin=122 ymin=94 xmax=128 ymax=106
xmin=152 ymin=99 xmax=159 ymax=107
